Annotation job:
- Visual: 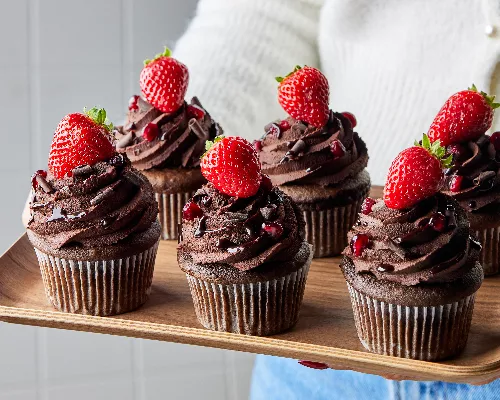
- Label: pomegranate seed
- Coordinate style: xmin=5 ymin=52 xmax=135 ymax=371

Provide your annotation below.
xmin=278 ymin=120 xmax=291 ymax=132
xmin=429 ymin=212 xmax=447 ymax=232
xmin=253 ymin=140 xmax=263 ymax=152
xmin=142 ymin=122 xmax=159 ymax=142
xmin=260 ymin=174 xmax=273 ymax=191
xmin=266 ymin=123 xmax=280 ymax=138
xmin=449 ymin=175 xmax=463 ymax=192
xmin=262 ymin=222 xmax=283 ymax=239
xmin=128 ymin=95 xmax=139 ymax=111
xmin=31 ymin=170 xmax=47 ymax=189
xmin=298 ymin=361 xmax=328 ymax=370
xmin=361 ymin=198 xmax=377 ymax=215
xmin=182 ymin=201 xmax=203 ymax=221
xmin=187 ymin=104 xmax=206 ymax=120
xmin=447 ymin=144 xmax=467 ymax=163
xmin=342 ymin=111 xmax=357 ymax=128
xmin=490 ymin=132 xmax=500 ymax=152
xmin=330 ymin=140 xmax=346 ymax=158
xmin=350 ymin=234 xmax=370 ymax=257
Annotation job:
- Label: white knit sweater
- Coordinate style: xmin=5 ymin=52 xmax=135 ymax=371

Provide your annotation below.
xmin=174 ymin=0 xmax=500 ymax=185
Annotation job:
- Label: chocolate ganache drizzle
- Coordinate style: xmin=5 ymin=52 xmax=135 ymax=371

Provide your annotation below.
xmin=177 ymin=182 xmax=306 ymax=271
xmin=115 ymin=96 xmax=221 ymax=170
xmin=27 ymin=154 xmax=158 ymax=250
xmin=258 ymin=111 xmax=368 ymax=186
xmin=443 ymin=134 xmax=500 ymax=212
xmin=343 ymin=193 xmax=481 ymax=286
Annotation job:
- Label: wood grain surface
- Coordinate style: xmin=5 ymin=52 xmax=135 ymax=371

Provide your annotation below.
xmin=1 ymin=187 xmax=499 ymax=384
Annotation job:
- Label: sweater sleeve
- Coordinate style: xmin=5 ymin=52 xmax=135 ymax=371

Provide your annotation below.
xmin=173 ymin=0 xmax=323 ymax=141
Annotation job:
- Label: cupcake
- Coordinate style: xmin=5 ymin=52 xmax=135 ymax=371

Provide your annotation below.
xmin=177 ymin=136 xmax=312 ymax=336
xmin=258 ymin=66 xmax=369 ymax=257
xmin=26 ymin=108 xmax=161 ymax=316
xmin=427 ymin=85 xmax=500 ymax=275
xmin=341 ymin=139 xmax=483 ymax=361
xmin=115 ymin=47 xmax=221 ymax=240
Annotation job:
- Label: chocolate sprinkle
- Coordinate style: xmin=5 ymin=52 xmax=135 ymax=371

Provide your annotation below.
xmin=36 ymin=175 xmax=53 ymax=194
xmin=90 ymin=187 xmax=114 ymax=206
xmin=116 ymin=132 xmax=134 ymax=149
xmin=72 ymin=165 xmax=93 ymax=177
xmin=189 ymin=119 xmax=208 ymax=140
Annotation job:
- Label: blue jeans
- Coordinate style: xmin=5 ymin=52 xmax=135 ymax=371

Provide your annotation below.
xmin=250 ymin=355 xmax=500 ymax=400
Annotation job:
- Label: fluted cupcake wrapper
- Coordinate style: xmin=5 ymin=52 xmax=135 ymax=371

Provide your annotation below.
xmin=156 ymin=192 xmax=194 ymax=240
xmin=185 ymin=260 xmax=311 ymax=336
xmin=347 ymin=283 xmax=476 ymax=361
xmin=303 ymin=196 xmax=367 ymax=258
xmin=34 ymin=241 xmax=159 ymax=316
xmin=474 ymin=226 xmax=500 ymax=276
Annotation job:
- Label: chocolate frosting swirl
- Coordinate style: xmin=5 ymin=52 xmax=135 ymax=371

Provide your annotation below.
xmin=177 ymin=182 xmax=306 ymax=271
xmin=443 ymin=134 xmax=500 ymax=212
xmin=343 ymin=193 xmax=481 ymax=286
xmin=115 ymin=96 xmax=222 ymax=170
xmin=27 ymin=155 xmax=158 ymax=251
xmin=259 ymin=111 xmax=368 ymax=186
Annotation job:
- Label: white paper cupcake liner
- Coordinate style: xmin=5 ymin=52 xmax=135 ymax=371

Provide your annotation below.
xmin=347 ymin=283 xmax=476 ymax=361
xmin=474 ymin=226 xmax=500 ymax=276
xmin=185 ymin=258 xmax=311 ymax=336
xmin=34 ymin=241 xmax=159 ymax=316
xmin=156 ymin=191 xmax=193 ymax=240
xmin=303 ymin=195 xmax=366 ymax=258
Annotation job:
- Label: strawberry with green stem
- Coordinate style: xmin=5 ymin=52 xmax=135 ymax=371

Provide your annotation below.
xmin=140 ymin=47 xmax=189 ymax=114
xmin=201 ymin=136 xmax=262 ymax=198
xmin=383 ymin=134 xmax=452 ymax=210
xmin=276 ymin=66 xmax=330 ymax=128
xmin=48 ymin=107 xmax=115 ymax=179
xmin=428 ymin=84 xmax=500 ymax=146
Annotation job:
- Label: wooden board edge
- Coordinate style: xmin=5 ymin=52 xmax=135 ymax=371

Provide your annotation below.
xmin=1 ymin=305 xmax=498 ymax=384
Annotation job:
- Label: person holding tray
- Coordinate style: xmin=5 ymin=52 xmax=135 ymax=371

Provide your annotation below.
xmin=170 ymin=0 xmax=500 ymax=399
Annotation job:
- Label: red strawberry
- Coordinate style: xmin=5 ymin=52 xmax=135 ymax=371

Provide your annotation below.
xmin=383 ymin=135 xmax=451 ymax=209
xmin=276 ymin=66 xmax=330 ymax=128
xmin=48 ymin=107 xmax=115 ymax=179
xmin=201 ymin=136 xmax=262 ymax=198
xmin=428 ymin=85 xmax=500 ymax=146
xmin=140 ymin=47 xmax=189 ymax=114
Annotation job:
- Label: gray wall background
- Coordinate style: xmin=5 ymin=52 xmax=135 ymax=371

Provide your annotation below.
xmin=0 ymin=1 xmax=255 ymax=399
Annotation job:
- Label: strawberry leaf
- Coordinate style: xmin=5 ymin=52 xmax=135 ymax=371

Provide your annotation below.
xmin=144 ymin=46 xmax=171 ymax=66
xmin=202 ymin=135 xmax=225 ymax=159
xmin=416 ymin=134 xmax=451 ymax=168
xmin=277 ymin=65 xmax=303 ymax=84
xmin=84 ymin=107 xmax=113 ymax=131
xmin=468 ymin=83 xmax=500 ymax=109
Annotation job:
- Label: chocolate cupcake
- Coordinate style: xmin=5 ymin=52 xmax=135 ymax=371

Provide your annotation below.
xmin=341 ymin=143 xmax=483 ymax=361
xmin=428 ymin=86 xmax=500 ymax=275
xmin=115 ymin=48 xmax=221 ymax=240
xmin=258 ymin=66 xmax=369 ymax=257
xmin=178 ymin=136 xmax=312 ymax=335
xmin=442 ymin=135 xmax=500 ymax=275
xmin=27 ymin=108 xmax=161 ymax=316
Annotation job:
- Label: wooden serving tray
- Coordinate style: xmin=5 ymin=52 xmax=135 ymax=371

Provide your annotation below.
xmin=1 ymin=188 xmax=499 ymax=384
